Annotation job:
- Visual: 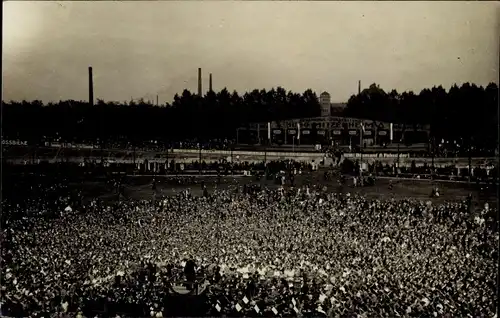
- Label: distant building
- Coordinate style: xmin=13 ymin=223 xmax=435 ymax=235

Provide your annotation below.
xmin=235 ymin=90 xmax=430 ymax=149
xmin=236 ymin=116 xmax=430 ymax=148
xmin=319 ymin=92 xmax=331 ymax=117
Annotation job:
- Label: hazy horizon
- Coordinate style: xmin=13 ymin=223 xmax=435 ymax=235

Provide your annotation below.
xmin=3 ymin=1 xmax=499 ymax=104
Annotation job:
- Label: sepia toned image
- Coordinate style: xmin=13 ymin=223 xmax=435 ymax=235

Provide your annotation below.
xmin=2 ymin=1 xmax=499 ymax=317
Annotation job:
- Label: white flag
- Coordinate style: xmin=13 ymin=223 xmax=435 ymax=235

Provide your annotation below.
xmin=390 ymin=123 xmax=393 ymax=141
xmin=254 ymin=305 xmax=260 ymax=313
xmin=268 ymin=122 xmax=271 ymax=140
xmin=297 ymin=123 xmax=301 ymax=140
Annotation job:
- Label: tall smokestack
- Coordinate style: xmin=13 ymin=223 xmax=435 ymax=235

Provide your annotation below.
xmin=209 ymin=73 xmax=213 ymax=92
xmin=89 ymin=66 xmax=94 ymax=106
xmin=358 ymin=80 xmax=361 ymax=95
xmin=198 ymin=68 xmax=202 ymax=96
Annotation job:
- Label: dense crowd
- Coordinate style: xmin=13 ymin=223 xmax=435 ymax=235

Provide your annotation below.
xmin=1 ymin=174 xmax=497 ymax=318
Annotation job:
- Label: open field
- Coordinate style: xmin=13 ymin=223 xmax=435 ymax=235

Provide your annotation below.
xmin=72 ymin=170 xmax=497 ymax=210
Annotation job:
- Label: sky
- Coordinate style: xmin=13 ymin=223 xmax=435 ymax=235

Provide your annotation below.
xmin=2 ymin=1 xmax=499 ymax=104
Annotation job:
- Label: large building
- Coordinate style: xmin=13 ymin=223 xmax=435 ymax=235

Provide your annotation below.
xmin=236 ymin=89 xmax=430 ymax=148
xmin=236 ymin=116 xmax=430 ymax=148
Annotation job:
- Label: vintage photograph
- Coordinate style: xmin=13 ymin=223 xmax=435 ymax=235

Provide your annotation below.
xmin=2 ymin=1 xmax=499 ymax=317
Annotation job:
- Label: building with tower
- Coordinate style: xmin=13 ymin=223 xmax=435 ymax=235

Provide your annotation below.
xmin=236 ymin=117 xmax=430 ymax=150
xmin=233 ymin=86 xmax=430 ymax=150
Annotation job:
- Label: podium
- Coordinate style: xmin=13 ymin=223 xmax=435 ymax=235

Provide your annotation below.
xmin=165 ymin=278 xmax=211 ymax=317
xmin=168 ymin=277 xmax=209 ymax=296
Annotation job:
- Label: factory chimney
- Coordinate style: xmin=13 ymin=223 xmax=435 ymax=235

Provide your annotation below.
xmin=209 ymin=73 xmax=213 ymax=92
xmin=358 ymin=80 xmax=361 ymax=95
xmin=89 ymin=66 xmax=94 ymax=106
xmin=198 ymin=68 xmax=202 ymax=97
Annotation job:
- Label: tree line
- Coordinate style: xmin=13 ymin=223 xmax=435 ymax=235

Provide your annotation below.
xmin=345 ymin=83 xmax=498 ymax=147
xmin=2 ymin=82 xmax=497 ymax=149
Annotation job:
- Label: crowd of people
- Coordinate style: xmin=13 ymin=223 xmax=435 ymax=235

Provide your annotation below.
xmin=4 ymin=160 xmax=315 ymax=179
xmin=36 ymin=138 xmax=237 ymax=152
xmin=1 ymin=172 xmax=497 ymax=317
xmin=345 ymin=160 xmax=497 ymax=184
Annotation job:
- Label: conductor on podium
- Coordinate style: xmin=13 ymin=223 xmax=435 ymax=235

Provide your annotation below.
xmin=184 ymin=258 xmax=197 ymax=290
